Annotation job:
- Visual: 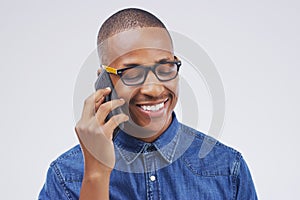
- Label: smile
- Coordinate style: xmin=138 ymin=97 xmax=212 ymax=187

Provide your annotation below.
xmin=140 ymin=102 xmax=164 ymax=112
xmin=136 ymin=98 xmax=169 ymax=114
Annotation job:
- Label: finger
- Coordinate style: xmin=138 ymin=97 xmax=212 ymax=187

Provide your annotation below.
xmin=94 ymin=89 xmax=111 ymax=112
xmin=104 ymin=114 xmax=129 ymax=137
xmin=94 ymin=96 xmax=105 ymax=113
xmin=94 ymin=87 xmax=111 ymax=103
xmin=81 ymin=88 xmax=111 ymax=119
xmin=95 ymin=98 xmax=125 ymax=124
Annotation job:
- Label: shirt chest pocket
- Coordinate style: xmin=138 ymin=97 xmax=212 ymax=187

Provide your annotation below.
xmin=178 ymin=148 xmax=238 ymax=199
xmin=178 ymin=159 xmax=235 ymax=200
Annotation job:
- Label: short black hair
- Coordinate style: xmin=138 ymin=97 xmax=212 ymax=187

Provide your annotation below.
xmin=97 ymin=8 xmax=167 ymax=46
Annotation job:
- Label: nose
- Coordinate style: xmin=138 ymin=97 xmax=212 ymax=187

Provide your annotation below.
xmin=140 ymin=71 xmax=164 ymax=97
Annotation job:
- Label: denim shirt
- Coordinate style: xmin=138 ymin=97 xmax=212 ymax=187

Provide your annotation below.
xmin=39 ymin=115 xmax=258 ymax=200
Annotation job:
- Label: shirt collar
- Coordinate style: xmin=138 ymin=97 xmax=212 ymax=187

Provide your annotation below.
xmin=114 ymin=112 xmax=180 ymax=164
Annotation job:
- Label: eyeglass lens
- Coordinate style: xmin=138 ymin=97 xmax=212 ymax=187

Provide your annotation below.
xmin=121 ymin=62 xmax=178 ymax=85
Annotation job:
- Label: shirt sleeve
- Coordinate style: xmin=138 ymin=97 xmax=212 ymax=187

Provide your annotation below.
xmin=235 ymin=156 xmax=258 ymax=200
xmin=38 ymin=163 xmax=71 ymax=200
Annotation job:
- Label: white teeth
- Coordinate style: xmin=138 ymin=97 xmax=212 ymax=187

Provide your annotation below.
xmin=141 ymin=102 xmax=164 ymax=112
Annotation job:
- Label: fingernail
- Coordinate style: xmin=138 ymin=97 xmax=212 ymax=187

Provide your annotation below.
xmin=105 ymin=87 xmax=111 ymax=90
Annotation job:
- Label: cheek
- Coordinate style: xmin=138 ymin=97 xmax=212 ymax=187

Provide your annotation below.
xmin=163 ymin=79 xmax=179 ymax=111
xmin=167 ymin=78 xmax=179 ymax=99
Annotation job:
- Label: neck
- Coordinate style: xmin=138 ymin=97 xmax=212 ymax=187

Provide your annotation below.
xmin=137 ymin=131 xmax=163 ymax=143
xmin=123 ymin=114 xmax=173 ymax=143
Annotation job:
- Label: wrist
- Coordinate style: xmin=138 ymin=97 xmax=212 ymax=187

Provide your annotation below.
xmin=85 ymin=161 xmax=112 ymax=175
xmin=83 ymin=169 xmax=111 ymax=181
xmin=84 ymin=158 xmax=112 ymax=176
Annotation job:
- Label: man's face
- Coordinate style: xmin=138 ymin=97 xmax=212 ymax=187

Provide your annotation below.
xmin=103 ymin=28 xmax=178 ymax=139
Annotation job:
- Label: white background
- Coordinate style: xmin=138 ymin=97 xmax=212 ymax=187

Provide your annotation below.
xmin=1 ymin=0 xmax=299 ymax=199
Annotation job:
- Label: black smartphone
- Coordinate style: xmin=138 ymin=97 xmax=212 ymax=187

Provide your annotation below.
xmin=94 ymin=69 xmax=121 ymax=139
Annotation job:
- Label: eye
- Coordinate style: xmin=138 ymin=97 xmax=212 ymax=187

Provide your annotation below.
xmin=122 ymin=67 xmax=145 ymax=81
xmin=156 ymin=63 xmax=177 ymax=77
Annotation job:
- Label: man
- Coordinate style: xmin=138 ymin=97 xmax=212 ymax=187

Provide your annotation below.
xmin=39 ymin=8 xmax=258 ymax=199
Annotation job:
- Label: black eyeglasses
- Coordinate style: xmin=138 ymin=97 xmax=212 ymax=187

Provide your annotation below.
xmin=102 ymin=56 xmax=181 ymax=86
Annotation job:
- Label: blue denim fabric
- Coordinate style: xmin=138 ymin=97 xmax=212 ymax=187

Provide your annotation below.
xmin=39 ymin=114 xmax=258 ymax=200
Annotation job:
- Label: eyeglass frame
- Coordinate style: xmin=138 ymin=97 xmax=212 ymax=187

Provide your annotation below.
xmin=101 ymin=56 xmax=181 ymax=86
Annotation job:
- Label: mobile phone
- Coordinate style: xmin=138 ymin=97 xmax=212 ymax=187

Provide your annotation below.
xmin=94 ymin=69 xmax=121 ymax=139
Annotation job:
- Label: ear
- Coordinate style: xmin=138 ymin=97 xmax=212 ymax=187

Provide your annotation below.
xmin=97 ymin=68 xmax=102 ymax=76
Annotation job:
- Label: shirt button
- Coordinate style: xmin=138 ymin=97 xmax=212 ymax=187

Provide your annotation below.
xmin=150 ymin=175 xmax=156 ymax=182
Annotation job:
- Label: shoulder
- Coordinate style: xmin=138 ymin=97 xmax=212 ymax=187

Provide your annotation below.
xmin=39 ymin=145 xmax=83 ymax=199
xmin=49 ymin=144 xmax=84 ymax=181
xmin=52 ymin=144 xmax=83 ymax=163
xmin=178 ymin=123 xmax=242 ymax=176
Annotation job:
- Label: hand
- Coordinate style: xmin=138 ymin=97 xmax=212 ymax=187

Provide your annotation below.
xmin=75 ymin=87 xmax=128 ymax=172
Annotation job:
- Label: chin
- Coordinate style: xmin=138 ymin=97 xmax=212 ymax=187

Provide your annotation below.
xmin=124 ymin=107 xmax=173 ymax=139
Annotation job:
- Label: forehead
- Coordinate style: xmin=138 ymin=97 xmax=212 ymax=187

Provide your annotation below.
xmin=100 ymin=27 xmax=173 ymax=65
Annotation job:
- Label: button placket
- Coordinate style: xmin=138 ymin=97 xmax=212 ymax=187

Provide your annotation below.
xmin=143 ymin=149 xmax=160 ymax=200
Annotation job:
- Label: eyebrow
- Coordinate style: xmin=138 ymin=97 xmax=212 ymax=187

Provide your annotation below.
xmin=123 ymin=57 xmax=173 ymax=67
xmin=156 ymin=57 xmax=173 ymax=63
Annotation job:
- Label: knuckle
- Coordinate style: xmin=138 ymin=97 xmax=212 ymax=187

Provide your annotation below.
xmin=87 ymin=125 xmax=94 ymax=133
xmin=98 ymin=104 xmax=106 ymax=113
xmin=100 ymin=102 xmax=111 ymax=111
xmin=112 ymin=118 xmax=119 ymax=127
xmin=111 ymin=100 xmax=122 ymax=110
xmin=75 ymin=124 xmax=86 ymax=133
xmin=110 ymin=116 xmax=120 ymax=127
xmin=121 ymin=115 xmax=129 ymax=122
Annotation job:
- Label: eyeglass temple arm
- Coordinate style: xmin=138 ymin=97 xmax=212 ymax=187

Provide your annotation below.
xmin=102 ymin=65 xmax=118 ymax=75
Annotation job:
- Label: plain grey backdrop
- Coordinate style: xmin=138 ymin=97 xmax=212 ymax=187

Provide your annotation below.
xmin=1 ymin=0 xmax=299 ymax=199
